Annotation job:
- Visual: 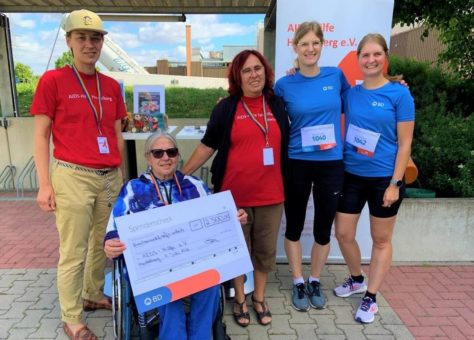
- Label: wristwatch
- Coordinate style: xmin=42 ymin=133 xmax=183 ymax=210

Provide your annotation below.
xmin=390 ymin=179 xmax=403 ymax=187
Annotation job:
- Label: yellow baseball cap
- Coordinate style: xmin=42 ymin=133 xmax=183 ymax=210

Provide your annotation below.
xmin=64 ymin=9 xmax=108 ymax=34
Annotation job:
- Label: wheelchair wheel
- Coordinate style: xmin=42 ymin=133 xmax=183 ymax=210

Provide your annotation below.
xmin=219 ymin=285 xmax=226 ymax=324
xmin=112 ymin=258 xmax=159 ymax=339
xmin=212 ymin=285 xmax=231 ymax=340
xmin=113 ymin=258 xmax=228 ymax=340
xmin=112 ymin=258 xmax=137 ymax=339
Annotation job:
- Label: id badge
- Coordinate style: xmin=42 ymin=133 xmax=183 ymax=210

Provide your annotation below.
xmin=97 ymin=136 xmax=110 ymax=154
xmin=263 ymin=147 xmax=274 ymax=166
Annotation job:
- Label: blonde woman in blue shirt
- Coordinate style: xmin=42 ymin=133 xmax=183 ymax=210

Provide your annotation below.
xmin=333 ymin=33 xmax=415 ymax=324
xmin=274 ymin=21 xmax=350 ymax=312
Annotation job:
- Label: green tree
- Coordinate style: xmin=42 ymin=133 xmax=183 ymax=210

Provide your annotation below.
xmin=55 ymin=51 xmax=73 ymax=69
xmin=393 ymin=0 xmax=474 ymax=78
xmin=14 ymin=62 xmax=35 ymax=83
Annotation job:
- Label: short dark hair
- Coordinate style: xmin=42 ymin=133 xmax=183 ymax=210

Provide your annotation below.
xmin=227 ymin=50 xmax=274 ymax=98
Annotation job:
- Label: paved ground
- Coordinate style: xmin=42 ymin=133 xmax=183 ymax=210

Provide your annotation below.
xmin=0 ymin=199 xmax=473 ymax=339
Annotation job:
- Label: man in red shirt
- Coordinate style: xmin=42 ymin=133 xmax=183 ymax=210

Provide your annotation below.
xmin=31 ymin=9 xmax=126 ymax=340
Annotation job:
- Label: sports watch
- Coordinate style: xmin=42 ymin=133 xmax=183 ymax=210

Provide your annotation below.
xmin=390 ymin=179 xmax=403 ymax=187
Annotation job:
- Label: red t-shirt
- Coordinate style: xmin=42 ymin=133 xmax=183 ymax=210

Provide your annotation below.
xmin=221 ymin=95 xmax=284 ymax=207
xmin=31 ymin=66 xmax=127 ymax=168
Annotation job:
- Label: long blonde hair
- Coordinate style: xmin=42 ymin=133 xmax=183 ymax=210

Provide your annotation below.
xmin=357 ymin=33 xmax=403 ymax=82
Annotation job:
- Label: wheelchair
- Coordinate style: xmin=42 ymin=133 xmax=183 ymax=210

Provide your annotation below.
xmin=111 ymin=257 xmax=230 ymax=340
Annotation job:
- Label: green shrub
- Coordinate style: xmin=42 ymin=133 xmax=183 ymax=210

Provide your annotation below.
xmin=389 ymin=56 xmax=474 ymax=197
xmin=17 ymin=84 xmax=227 ymax=119
xmin=16 ymin=82 xmax=37 ymax=117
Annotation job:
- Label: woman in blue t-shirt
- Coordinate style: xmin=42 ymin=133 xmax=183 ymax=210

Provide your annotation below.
xmin=333 ymin=33 xmax=415 ymax=324
xmin=274 ymin=21 xmax=350 ymax=312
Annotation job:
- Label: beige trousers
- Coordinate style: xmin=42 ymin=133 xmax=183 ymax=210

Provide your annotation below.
xmin=51 ymin=162 xmax=122 ymax=323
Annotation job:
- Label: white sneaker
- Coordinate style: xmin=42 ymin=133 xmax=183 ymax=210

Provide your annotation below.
xmin=355 ymin=296 xmax=378 ymax=323
xmin=333 ymin=277 xmax=367 ymax=297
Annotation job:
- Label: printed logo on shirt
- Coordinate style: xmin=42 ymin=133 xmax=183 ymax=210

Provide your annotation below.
xmin=68 ymin=93 xmax=113 ymax=102
xmin=69 ymin=94 xmax=87 ymax=99
xmin=372 ymin=101 xmax=385 ymax=107
xmin=322 ymin=85 xmax=335 ymax=91
xmin=236 ymin=112 xmax=276 ymax=121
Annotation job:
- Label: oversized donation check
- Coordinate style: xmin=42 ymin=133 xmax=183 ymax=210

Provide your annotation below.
xmin=114 ymin=190 xmax=253 ymax=313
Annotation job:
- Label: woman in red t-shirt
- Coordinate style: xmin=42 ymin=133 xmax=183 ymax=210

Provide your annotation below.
xmin=182 ymin=50 xmax=289 ymax=327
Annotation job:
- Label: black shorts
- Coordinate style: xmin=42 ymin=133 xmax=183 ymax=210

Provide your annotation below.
xmin=337 ymin=172 xmax=405 ymax=218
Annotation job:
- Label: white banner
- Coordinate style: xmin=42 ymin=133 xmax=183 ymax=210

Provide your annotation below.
xmin=275 ymin=0 xmax=395 ymax=84
xmin=276 ymin=194 xmax=372 ymax=263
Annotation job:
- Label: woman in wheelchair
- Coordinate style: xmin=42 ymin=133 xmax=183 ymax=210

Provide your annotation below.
xmin=104 ymin=131 xmax=247 ymax=340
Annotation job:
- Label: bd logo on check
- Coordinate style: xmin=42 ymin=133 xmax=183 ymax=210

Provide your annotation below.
xmin=144 ymin=293 xmax=162 ymax=306
xmin=137 ymin=287 xmax=172 ymax=312
xmin=135 ymin=269 xmax=221 ymax=313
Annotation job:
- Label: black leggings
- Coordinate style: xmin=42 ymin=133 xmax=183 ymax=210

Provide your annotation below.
xmin=284 ymin=159 xmax=344 ymax=245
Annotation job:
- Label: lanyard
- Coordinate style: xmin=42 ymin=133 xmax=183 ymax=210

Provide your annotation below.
xmin=241 ymin=96 xmax=270 ymax=146
xmin=150 ymin=173 xmax=182 ymax=205
xmin=70 ymin=64 xmax=104 ymax=135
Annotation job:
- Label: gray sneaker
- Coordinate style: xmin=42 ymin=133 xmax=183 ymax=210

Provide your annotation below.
xmin=306 ymin=280 xmax=326 ymax=309
xmin=291 ymin=283 xmax=310 ymax=311
xmin=355 ymin=296 xmax=378 ymax=323
xmin=334 ymin=277 xmax=367 ymax=298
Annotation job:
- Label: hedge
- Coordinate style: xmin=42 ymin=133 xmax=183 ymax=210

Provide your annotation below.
xmin=389 ymin=56 xmax=474 ymax=197
xmin=15 ymin=83 xmax=227 ymax=119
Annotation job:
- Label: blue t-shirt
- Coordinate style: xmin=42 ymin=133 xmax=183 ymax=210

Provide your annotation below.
xmin=343 ymin=82 xmax=415 ymax=177
xmin=274 ymin=67 xmax=350 ymax=161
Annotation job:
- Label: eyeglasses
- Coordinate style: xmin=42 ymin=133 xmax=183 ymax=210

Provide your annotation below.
xmin=150 ymin=148 xmax=179 ymax=159
xmin=241 ymin=65 xmax=264 ymax=76
xmin=297 ymin=41 xmax=321 ymax=49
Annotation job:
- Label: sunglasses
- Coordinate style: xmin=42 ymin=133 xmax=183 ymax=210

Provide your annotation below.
xmin=150 ymin=148 xmax=179 ymax=159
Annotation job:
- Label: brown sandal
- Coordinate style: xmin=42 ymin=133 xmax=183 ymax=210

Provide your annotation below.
xmin=83 ymin=297 xmax=112 ymax=311
xmin=252 ymin=295 xmax=272 ymax=326
xmin=233 ymin=299 xmax=250 ymax=327
xmin=63 ymin=323 xmax=98 ymax=340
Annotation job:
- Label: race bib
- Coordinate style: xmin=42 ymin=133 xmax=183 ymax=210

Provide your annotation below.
xmin=346 ymin=124 xmax=380 ymax=157
xmin=301 ymin=124 xmax=336 ymax=151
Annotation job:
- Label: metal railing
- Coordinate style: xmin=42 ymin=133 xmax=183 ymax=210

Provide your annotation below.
xmin=16 ymin=156 xmax=38 ymax=198
xmin=0 ymin=165 xmax=16 ymax=190
xmin=200 ymin=166 xmax=209 ymax=187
